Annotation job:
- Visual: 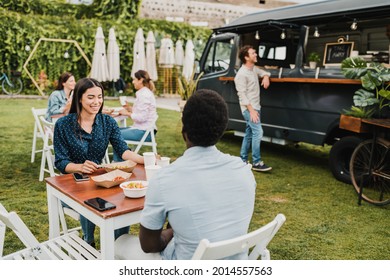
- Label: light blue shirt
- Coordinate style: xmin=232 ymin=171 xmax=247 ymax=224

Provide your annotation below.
xmin=140 ymin=146 xmax=256 ymax=260
xmin=45 ymin=89 xmax=67 ymax=122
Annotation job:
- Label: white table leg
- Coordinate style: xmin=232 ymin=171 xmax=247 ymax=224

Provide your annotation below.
xmin=46 ymin=184 xmax=61 ymax=239
xmin=100 ymin=219 xmax=115 ymax=259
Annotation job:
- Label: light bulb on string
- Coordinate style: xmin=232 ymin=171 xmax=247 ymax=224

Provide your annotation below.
xmin=230 ymin=37 xmax=234 ymax=45
xmin=350 ymin=19 xmax=358 ymax=30
xmin=255 ymin=31 xmax=260 ymax=40
xmin=64 ymin=51 xmax=69 ymax=59
xmin=280 ymin=29 xmax=286 ymax=40
xmin=25 ymin=45 xmax=31 ymax=52
xmin=313 ymin=27 xmax=320 ymax=38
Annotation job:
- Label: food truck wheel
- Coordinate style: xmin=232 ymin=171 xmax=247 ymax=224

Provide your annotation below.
xmin=329 ymin=136 xmax=363 ymax=184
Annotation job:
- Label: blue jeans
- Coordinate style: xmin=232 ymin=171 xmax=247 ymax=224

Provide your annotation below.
xmin=113 ymin=127 xmax=151 ymax=162
xmin=61 ymin=202 xmax=129 ymax=245
xmin=79 ymin=215 xmax=129 ymax=245
xmin=240 ymin=109 xmax=263 ymax=164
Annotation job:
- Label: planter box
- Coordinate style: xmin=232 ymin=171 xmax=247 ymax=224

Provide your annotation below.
xmin=339 ymin=114 xmax=370 ymax=133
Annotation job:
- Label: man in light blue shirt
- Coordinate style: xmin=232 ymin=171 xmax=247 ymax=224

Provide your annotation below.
xmin=136 ymin=89 xmax=256 ymax=259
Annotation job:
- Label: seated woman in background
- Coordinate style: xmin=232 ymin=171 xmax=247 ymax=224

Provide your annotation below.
xmin=114 ymin=70 xmax=158 ymax=161
xmin=45 ymin=72 xmax=76 ymax=122
xmin=53 ymin=77 xmax=144 ymax=247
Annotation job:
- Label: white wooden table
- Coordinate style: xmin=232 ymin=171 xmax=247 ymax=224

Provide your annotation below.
xmin=45 ymin=165 xmax=146 ymax=259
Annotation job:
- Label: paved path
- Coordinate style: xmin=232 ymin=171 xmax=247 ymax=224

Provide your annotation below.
xmin=0 ymin=94 xmax=181 ymax=112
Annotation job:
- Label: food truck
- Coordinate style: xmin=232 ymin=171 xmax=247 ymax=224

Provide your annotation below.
xmin=196 ymin=0 xmax=390 ymax=183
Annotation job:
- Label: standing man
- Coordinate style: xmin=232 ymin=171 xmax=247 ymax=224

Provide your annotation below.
xmin=234 ymin=45 xmax=272 ymax=172
xmin=115 ymin=89 xmax=256 ymax=260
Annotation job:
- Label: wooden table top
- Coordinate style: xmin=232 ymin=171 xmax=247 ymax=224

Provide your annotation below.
xmin=45 ymin=165 xmax=146 ymax=219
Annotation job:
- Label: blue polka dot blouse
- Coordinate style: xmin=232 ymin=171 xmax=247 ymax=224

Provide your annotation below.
xmin=54 ymin=113 xmax=129 ymax=174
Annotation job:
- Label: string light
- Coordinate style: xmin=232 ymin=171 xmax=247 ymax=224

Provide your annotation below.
xmin=25 ymin=45 xmax=31 ymax=52
xmin=280 ymin=29 xmax=286 ymax=40
xmin=255 ymin=31 xmax=260 ymax=40
xmin=230 ymin=37 xmax=234 ymax=45
xmin=350 ymin=18 xmax=358 ymax=30
xmin=64 ymin=50 xmax=69 ymax=59
xmin=313 ymin=27 xmax=320 ymax=38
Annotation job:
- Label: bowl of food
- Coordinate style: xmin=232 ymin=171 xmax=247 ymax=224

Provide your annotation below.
xmin=91 ymin=169 xmax=132 ymax=188
xmin=120 ymin=180 xmax=148 ymax=198
xmin=103 ymin=160 xmax=137 ymax=173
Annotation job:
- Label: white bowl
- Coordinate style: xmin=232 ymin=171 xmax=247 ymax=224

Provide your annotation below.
xmin=120 ymin=180 xmax=148 ymax=198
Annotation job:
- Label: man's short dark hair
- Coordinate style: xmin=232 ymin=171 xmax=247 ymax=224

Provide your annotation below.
xmin=182 ymin=89 xmax=228 ymax=147
xmin=238 ymin=45 xmax=253 ymax=63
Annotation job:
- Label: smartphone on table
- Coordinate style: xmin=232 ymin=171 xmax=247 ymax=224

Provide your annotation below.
xmin=84 ymin=197 xmax=116 ymax=211
xmin=73 ymin=173 xmax=90 ymax=181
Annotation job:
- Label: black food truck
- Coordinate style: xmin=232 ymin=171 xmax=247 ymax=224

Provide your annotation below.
xmin=196 ymin=0 xmax=390 ymax=183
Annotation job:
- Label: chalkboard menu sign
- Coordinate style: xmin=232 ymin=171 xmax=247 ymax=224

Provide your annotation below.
xmin=323 ymin=42 xmax=354 ymax=66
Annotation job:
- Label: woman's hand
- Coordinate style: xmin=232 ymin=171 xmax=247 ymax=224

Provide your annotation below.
xmin=119 ymin=108 xmax=131 ymax=117
xmin=79 ymin=160 xmax=98 ymax=174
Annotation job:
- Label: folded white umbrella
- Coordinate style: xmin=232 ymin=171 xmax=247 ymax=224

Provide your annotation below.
xmin=131 ymin=28 xmax=146 ymax=78
xmin=90 ymin=26 xmax=110 ymax=82
xmin=182 ymin=39 xmax=195 ymax=81
xmin=145 ymin=31 xmax=158 ymax=81
xmin=175 ymin=40 xmax=184 ymax=67
xmin=158 ymin=36 xmax=175 ymax=67
xmin=107 ymin=27 xmax=120 ymax=82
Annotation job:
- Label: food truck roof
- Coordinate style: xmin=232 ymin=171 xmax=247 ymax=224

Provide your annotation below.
xmin=214 ymin=0 xmax=390 ymax=33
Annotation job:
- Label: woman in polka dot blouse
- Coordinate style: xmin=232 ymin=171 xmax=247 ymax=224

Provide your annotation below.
xmin=54 ymin=77 xmax=144 ymax=246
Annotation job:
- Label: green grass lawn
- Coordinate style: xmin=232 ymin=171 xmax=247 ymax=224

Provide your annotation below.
xmin=0 ymin=98 xmax=389 ymax=259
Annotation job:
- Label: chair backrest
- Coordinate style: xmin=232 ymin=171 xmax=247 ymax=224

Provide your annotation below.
xmin=0 ymin=203 xmax=47 ymax=258
xmin=31 ymin=108 xmax=47 ymax=138
xmin=31 ymin=108 xmax=48 ymax=163
xmin=191 ymin=213 xmax=286 ymax=260
xmin=39 ymin=116 xmax=54 ymax=143
xmin=125 ymin=123 xmax=158 ymax=154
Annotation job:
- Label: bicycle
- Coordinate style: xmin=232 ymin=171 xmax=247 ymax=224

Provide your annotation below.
xmin=349 ymin=119 xmax=390 ymax=206
xmin=0 ymin=70 xmax=23 ymax=95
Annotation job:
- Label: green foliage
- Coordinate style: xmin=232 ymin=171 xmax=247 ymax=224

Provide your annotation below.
xmin=308 ymin=52 xmax=321 ymax=63
xmin=0 ymin=0 xmax=141 ymax=20
xmin=177 ymin=70 xmax=204 ymax=100
xmin=0 ymin=3 xmax=211 ymax=95
xmin=342 ymin=105 xmax=376 ymax=118
xmin=352 ymin=89 xmax=379 ymax=107
xmin=1 ymin=98 xmax=390 ymax=259
xmin=341 ymin=57 xmax=390 ymax=117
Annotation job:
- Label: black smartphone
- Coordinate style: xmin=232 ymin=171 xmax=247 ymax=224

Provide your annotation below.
xmin=84 ymin=197 xmax=116 ymax=211
xmin=73 ymin=173 xmax=90 ymax=181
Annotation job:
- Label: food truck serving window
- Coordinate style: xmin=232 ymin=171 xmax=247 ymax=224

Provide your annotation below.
xmin=259 ymin=44 xmax=287 ymax=61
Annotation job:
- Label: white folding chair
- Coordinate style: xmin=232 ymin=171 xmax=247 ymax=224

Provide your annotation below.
xmin=191 ymin=213 xmax=286 ymax=260
xmin=39 ymin=116 xmax=81 ymax=235
xmin=0 ymin=203 xmax=100 ymax=260
xmin=114 ymin=214 xmax=286 ymax=260
xmin=125 ymin=127 xmax=157 ymax=154
xmin=39 ymin=116 xmax=57 ymax=182
xmin=31 ymin=108 xmax=47 ymax=163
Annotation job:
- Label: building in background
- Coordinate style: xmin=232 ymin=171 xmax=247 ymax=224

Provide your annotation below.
xmin=139 ymin=0 xmax=296 ymax=28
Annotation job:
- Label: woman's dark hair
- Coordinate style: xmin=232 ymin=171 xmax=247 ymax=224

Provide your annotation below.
xmin=238 ymin=45 xmax=253 ymax=64
xmin=134 ymin=70 xmax=156 ymax=92
xmin=69 ymin=77 xmax=104 ymax=117
xmin=182 ymin=89 xmax=228 ymax=147
xmin=55 ymin=72 xmax=73 ymax=90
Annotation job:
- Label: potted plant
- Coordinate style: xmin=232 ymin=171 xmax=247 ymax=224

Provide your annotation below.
xmin=339 ymin=57 xmax=390 ymax=132
xmin=177 ymin=69 xmax=204 ymax=111
xmin=308 ymin=52 xmax=321 ymax=69
xmin=341 ymin=57 xmax=390 ymax=118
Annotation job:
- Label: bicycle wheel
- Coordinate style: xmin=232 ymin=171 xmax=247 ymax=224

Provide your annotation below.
xmin=350 ymin=138 xmax=390 ymax=206
xmin=2 ymin=76 xmax=23 ymax=95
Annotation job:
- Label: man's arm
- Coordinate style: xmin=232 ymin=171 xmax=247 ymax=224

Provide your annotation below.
xmin=139 ymin=224 xmax=174 ymax=253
